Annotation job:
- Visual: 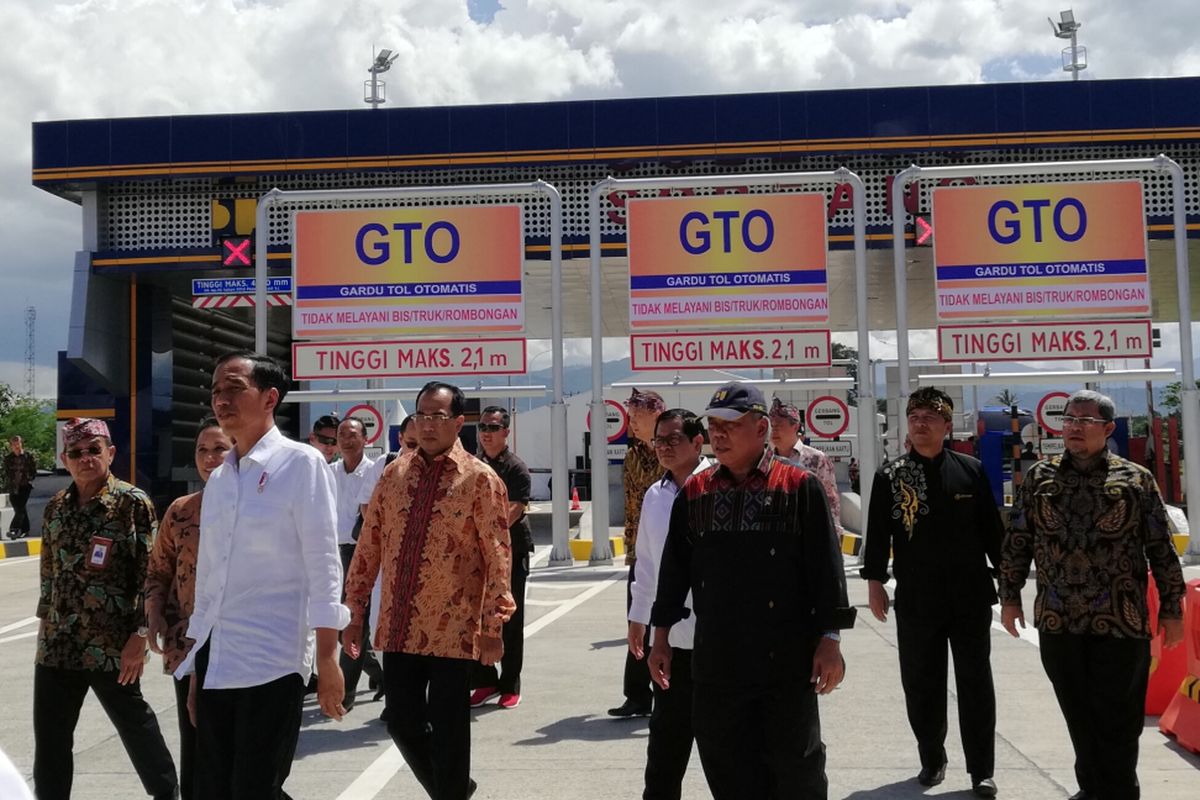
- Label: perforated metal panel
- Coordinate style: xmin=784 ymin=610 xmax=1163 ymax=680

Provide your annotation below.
xmin=101 ymin=142 xmax=1200 ymax=250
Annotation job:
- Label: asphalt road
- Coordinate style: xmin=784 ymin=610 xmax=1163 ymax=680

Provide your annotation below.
xmin=0 ymin=545 xmax=1197 ymax=799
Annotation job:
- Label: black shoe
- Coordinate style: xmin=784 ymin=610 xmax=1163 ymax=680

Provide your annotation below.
xmin=606 ymin=699 xmax=651 ymax=718
xmin=342 ymin=698 xmax=355 ymax=712
xmin=368 ymin=675 xmax=379 ymax=691
xmin=917 ymin=763 xmax=946 ymax=787
xmin=972 ymin=777 xmax=997 ymax=797
xmin=305 ymin=675 xmax=319 ymax=696
xmin=379 ymin=706 xmax=392 ymax=723
xmin=467 ymin=778 xmax=477 ymax=798
xmin=1067 ymin=792 xmax=1093 ymax=800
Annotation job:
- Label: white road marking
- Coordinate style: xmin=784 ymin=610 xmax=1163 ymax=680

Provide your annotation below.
xmin=335 ymin=571 xmax=624 ymax=800
xmin=0 ymin=616 xmax=37 ymax=635
xmin=992 ymin=619 xmax=1040 ymax=647
xmin=0 ymin=555 xmax=39 ymax=568
xmin=0 ymin=631 xmax=37 ymax=645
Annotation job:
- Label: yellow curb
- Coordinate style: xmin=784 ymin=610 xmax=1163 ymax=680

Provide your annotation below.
xmin=0 ymin=538 xmax=41 ymax=559
xmin=568 ymin=537 xmax=624 ymax=561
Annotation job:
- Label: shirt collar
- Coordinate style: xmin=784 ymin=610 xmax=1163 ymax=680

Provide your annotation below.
xmin=64 ymin=472 xmax=119 ymax=508
xmin=714 ymin=447 xmax=775 ymax=483
xmin=232 ymin=425 xmax=285 ymax=469
xmin=418 ymin=438 xmax=471 ymax=474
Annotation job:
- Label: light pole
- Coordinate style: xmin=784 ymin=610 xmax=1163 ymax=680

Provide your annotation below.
xmin=364 ymin=48 xmax=398 ymax=109
xmin=1049 ymin=10 xmax=1087 ymax=81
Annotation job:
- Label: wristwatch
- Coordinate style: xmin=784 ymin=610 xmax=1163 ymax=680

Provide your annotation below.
xmin=136 ymin=626 xmax=150 ymax=638
xmin=821 ymin=631 xmax=841 ymax=642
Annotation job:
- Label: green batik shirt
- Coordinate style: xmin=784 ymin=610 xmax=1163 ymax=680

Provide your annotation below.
xmin=36 ymin=473 xmax=157 ymax=671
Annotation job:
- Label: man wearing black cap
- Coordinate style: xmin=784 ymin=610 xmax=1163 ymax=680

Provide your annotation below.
xmin=649 ymin=382 xmax=854 ymax=799
xmin=861 ymin=387 xmax=1004 ymax=798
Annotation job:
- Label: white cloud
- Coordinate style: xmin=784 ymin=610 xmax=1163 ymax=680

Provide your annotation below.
xmin=0 ymin=0 xmax=1197 ymax=392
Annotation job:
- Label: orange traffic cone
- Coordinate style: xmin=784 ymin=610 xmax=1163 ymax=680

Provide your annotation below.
xmin=570 ymin=487 xmax=582 ymax=511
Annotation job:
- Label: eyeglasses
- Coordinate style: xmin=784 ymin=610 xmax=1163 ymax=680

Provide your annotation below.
xmin=906 ymin=413 xmax=946 ymax=427
xmin=478 ymin=423 xmax=506 ymax=433
xmin=652 ymin=433 xmax=689 ymax=448
xmin=410 ymin=413 xmax=455 ymax=424
xmin=65 ymin=445 xmax=104 ymax=460
xmin=312 ymin=434 xmax=337 ymax=446
xmin=1061 ymin=415 xmax=1108 ymax=427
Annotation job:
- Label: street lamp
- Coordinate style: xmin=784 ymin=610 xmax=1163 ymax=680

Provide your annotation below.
xmin=1048 ymin=10 xmax=1087 ymax=81
xmin=364 ymin=48 xmax=399 ymax=109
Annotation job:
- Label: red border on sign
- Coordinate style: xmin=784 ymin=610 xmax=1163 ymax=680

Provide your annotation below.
xmin=806 ymin=395 xmax=850 ymax=439
xmin=345 ymin=404 xmax=384 ymax=445
xmin=587 ymin=400 xmax=629 ymax=443
xmin=1036 ymin=392 xmax=1072 ymax=436
xmin=935 ymin=320 xmax=1153 ymax=363
xmin=629 ymin=329 xmax=832 ymax=371
xmin=291 ymin=337 xmax=528 ymax=380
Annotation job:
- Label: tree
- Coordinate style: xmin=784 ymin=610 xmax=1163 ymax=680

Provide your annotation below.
xmin=992 ymin=389 xmax=1018 ymax=408
xmin=1160 ymin=380 xmax=1200 ymax=417
xmin=831 ymin=342 xmax=860 ymax=406
xmin=0 ymin=391 xmax=57 ymax=482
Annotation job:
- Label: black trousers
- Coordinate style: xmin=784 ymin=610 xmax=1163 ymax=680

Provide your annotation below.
xmin=172 ymin=676 xmax=196 ymax=800
xmin=1040 ymin=633 xmax=1151 ymax=800
xmin=644 ymin=647 xmax=695 ymax=800
xmin=33 ymin=663 xmax=178 ymax=800
xmin=383 ymin=651 xmax=474 ymax=800
xmin=692 ymin=679 xmax=827 ymax=800
xmin=10 ymin=483 xmax=32 ymax=533
xmin=339 ymin=543 xmax=384 ymax=702
xmin=472 ymin=552 xmax=528 ymax=694
xmin=895 ymin=608 xmax=996 ymax=779
xmin=193 ymin=643 xmax=304 ymax=800
xmin=623 ymin=563 xmax=653 ymax=707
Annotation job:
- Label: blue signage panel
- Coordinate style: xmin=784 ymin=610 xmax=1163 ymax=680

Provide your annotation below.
xmin=191 ymin=277 xmax=292 ymax=296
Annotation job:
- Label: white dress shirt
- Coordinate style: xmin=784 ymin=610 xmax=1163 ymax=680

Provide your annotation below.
xmin=356 ymin=453 xmax=390 ymax=507
xmin=331 ymin=453 xmax=376 ymax=545
xmin=177 ymin=426 xmax=350 ymax=689
xmin=629 ymin=457 xmax=711 ymax=650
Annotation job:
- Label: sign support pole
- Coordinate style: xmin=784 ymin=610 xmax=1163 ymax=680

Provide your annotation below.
xmin=253 ymin=181 xmax=572 ymax=562
xmin=890 ymin=156 xmax=1197 ymax=555
xmin=588 ymin=170 xmax=874 ymax=565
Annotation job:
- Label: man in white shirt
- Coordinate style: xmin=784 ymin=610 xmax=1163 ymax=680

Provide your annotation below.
xmin=628 ymin=408 xmax=710 ymax=800
xmin=177 ymin=351 xmax=349 ymax=800
xmin=332 ymin=416 xmax=382 ymax=710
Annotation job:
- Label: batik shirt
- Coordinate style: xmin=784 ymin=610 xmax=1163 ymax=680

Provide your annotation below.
xmin=1001 ymin=452 xmax=1185 ymax=638
xmin=144 ymin=491 xmax=201 ymax=674
xmin=4 ymin=451 xmax=36 ymax=491
xmin=781 ymin=443 xmax=843 ymax=536
xmin=36 ymin=474 xmax=156 ymax=671
xmin=346 ymin=440 xmax=516 ymax=660
xmin=623 ymin=438 xmax=662 ymax=564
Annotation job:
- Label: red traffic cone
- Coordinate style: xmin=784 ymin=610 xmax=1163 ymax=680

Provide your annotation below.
xmin=570 ymin=487 xmax=582 ymax=511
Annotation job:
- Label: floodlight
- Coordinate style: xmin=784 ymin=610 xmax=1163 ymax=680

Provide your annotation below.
xmin=1059 ymin=10 xmax=1075 ymax=26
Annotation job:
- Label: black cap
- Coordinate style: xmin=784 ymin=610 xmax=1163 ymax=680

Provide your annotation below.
xmin=703 ymin=382 xmax=768 ymax=421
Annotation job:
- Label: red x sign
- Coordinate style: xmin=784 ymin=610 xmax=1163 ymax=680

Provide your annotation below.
xmin=221 ymin=236 xmax=252 ymax=267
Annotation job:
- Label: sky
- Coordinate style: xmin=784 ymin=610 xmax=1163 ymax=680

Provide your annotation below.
xmin=1 ymin=0 xmax=1198 ymax=397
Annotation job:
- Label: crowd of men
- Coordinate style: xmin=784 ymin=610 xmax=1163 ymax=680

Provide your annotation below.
xmin=23 ymin=348 xmax=1188 ymax=800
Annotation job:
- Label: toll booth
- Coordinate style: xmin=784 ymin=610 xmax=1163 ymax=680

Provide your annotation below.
xmin=30 ymin=76 xmax=1200 ymax=509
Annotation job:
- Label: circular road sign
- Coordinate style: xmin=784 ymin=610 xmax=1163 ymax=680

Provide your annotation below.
xmin=806 ymin=395 xmax=850 ymax=439
xmin=587 ymin=399 xmax=629 ymax=443
xmin=345 ymin=404 xmax=384 ymax=445
xmin=1036 ymin=392 xmax=1071 ymax=436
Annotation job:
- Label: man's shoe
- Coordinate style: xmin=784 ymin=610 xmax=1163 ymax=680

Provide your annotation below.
xmin=1067 ymin=792 xmax=1093 ymax=800
xmin=498 ymin=692 xmax=521 ymax=709
xmin=606 ymin=699 xmax=651 ymax=718
xmin=469 ymin=687 xmax=500 ymax=708
xmin=916 ymin=764 xmax=946 ymax=787
xmin=972 ymin=777 xmax=997 ymax=797
xmin=467 ymin=778 xmax=477 ymax=798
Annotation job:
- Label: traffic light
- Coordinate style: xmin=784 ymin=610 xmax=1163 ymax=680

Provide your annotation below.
xmin=219 ymin=235 xmax=253 ymax=267
xmin=1152 ymin=327 xmax=1162 ymax=350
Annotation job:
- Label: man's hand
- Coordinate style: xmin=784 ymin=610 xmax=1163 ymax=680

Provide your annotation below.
xmin=867 ymin=580 xmax=890 ymax=623
xmin=1001 ymin=604 xmax=1025 ymax=638
xmin=811 ymin=637 xmax=844 ymax=695
xmin=627 ymin=622 xmax=647 ymax=660
xmin=647 ymin=629 xmax=672 ymax=690
xmin=341 ymin=620 xmax=363 ymax=661
xmin=118 ymin=633 xmax=147 ymax=685
xmin=1162 ymin=618 xmax=1185 ymax=648
xmin=479 ymin=635 xmax=504 ymax=667
xmin=187 ymin=674 xmax=198 ymax=727
xmin=145 ymin=610 xmax=168 ymax=655
xmin=317 ymin=657 xmax=346 ymax=721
